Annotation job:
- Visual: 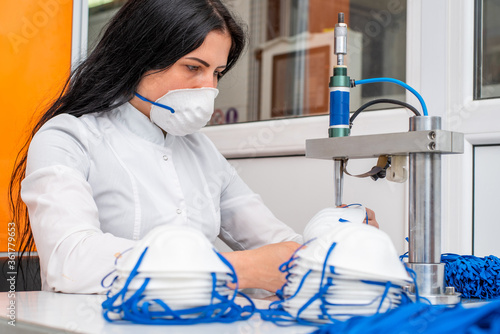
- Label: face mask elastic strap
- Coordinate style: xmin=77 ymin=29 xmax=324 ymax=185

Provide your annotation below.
xmin=135 ymin=92 xmax=175 ymax=113
xmin=102 ymin=247 xmax=150 ymax=317
xmin=297 ymin=241 xmax=349 ymax=320
xmin=297 ymin=270 xmax=332 ymax=319
xmin=296 ymin=286 xmax=327 ymax=319
xmin=101 ymin=270 xmax=118 ymax=289
xmin=375 ymin=282 xmax=392 ymax=314
xmin=104 ymin=249 xmax=253 ymax=324
xmin=320 ymin=242 xmax=338 ymax=286
xmin=279 ymin=239 xmax=315 ymax=273
xmin=101 ymin=248 xmax=135 ymax=290
xmin=124 ymin=277 xmax=151 ymax=317
xmin=214 ymin=250 xmax=239 ymax=290
xmin=282 ymin=269 xmax=313 ymax=302
xmin=106 ymin=277 xmax=249 ymax=324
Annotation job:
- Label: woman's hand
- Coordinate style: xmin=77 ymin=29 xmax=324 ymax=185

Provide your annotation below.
xmin=221 ymin=241 xmax=301 ymax=293
xmin=338 ymin=204 xmax=379 ymax=228
xmin=364 ymin=207 xmax=379 ymax=228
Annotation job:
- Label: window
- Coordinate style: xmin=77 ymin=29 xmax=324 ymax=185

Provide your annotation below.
xmin=473 ymin=145 xmax=500 ymax=256
xmin=474 ymin=0 xmax=500 ymax=99
xmin=88 ymin=0 xmax=124 ymax=53
xmin=216 ymin=0 xmax=407 ymax=124
xmin=86 ymin=0 xmax=407 ymax=124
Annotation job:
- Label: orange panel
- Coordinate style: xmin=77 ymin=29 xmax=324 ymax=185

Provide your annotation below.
xmin=0 ymin=0 xmax=73 ymax=251
xmin=308 ymin=0 xmax=350 ymax=33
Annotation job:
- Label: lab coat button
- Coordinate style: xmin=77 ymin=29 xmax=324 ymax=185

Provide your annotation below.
xmin=163 ymin=155 xmax=168 ymax=161
xmin=176 ymin=209 xmax=182 ymax=214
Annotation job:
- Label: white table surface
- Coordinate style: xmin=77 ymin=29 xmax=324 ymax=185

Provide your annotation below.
xmin=0 ymin=291 xmax=313 ymax=333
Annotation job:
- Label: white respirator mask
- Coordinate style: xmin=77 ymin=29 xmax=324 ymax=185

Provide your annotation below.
xmin=303 ymin=204 xmax=367 ymax=241
xmin=135 ymin=87 xmax=219 ymax=136
xmin=102 ymin=225 xmax=256 ymax=324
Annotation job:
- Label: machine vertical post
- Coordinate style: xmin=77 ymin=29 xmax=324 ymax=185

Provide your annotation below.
xmin=330 ymin=13 xmax=350 ymax=207
xmin=407 ymin=116 xmax=460 ymax=304
xmin=409 ymin=116 xmax=442 ymax=264
xmin=334 ymin=159 xmax=344 ymax=207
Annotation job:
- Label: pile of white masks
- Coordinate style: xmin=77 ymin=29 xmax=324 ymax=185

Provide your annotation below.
xmin=272 ymin=205 xmax=413 ymax=324
xmin=101 ymin=225 xmax=253 ymax=324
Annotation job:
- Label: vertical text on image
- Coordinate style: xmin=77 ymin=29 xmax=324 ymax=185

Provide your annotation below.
xmin=7 ymin=221 xmax=17 ymax=326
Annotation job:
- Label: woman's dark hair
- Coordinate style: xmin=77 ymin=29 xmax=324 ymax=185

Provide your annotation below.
xmin=9 ymin=0 xmax=246 ymax=289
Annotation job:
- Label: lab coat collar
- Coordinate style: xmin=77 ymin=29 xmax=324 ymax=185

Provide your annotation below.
xmin=114 ymin=102 xmax=167 ymax=146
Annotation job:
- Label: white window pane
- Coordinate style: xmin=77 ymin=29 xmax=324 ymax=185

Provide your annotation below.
xmin=473 ymin=145 xmax=500 ymax=256
xmin=215 ymin=0 xmax=407 ymax=124
xmin=88 ymin=0 xmax=123 ymax=53
xmin=475 ymin=0 xmax=500 ymax=99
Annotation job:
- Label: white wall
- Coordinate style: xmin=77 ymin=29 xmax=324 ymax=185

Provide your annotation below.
xmin=228 ymin=155 xmax=408 ymax=255
xmin=206 ymin=108 xmax=412 ymax=254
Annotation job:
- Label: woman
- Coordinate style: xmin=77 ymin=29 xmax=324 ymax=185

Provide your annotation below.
xmin=9 ymin=0 xmax=306 ymax=294
xmin=10 ymin=0 xmax=378 ymax=294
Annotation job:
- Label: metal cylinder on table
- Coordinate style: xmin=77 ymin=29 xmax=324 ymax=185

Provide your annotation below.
xmin=408 ymin=116 xmax=451 ymax=300
xmin=408 ymin=116 xmax=442 ymax=265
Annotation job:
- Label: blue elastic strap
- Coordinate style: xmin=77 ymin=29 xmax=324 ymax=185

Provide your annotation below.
xmin=278 ymin=239 xmax=315 ymax=273
xmin=284 ymin=269 xmax=313 ymax=301
xmin=102 ymin=247 xmax=149 ymax=321
xmin=354 ymin=78 xmax=428 ymax=116
xmin=102 ymin=247 xmax=255 ymax=325
xmin=320 ymin=242 xmax=337 ymax=285
xmin=101 ymin=247 xmax=134 ymax=289
xmin=340 ymin=203 xmax=369 ymax=224
xmin=134 ymin=92 xmax=175 ymax=113
xmin=312 ymin=299 xmax=500 ymax=334
xmin=402 ymin=247 xmax=500 ymax=299
xmin=100 ymin=270 xmax=118 ymax=289
xmin=441 ymin=253 xmax=500 ymax=299
xmin=263 ymin=242 xmax=339 ymax=325
xmin=262 ymin=235 xmax=415 ymax=327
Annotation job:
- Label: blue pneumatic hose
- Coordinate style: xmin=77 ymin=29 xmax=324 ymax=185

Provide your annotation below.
xmin=354 ymin=78 xmax=428 ymax=116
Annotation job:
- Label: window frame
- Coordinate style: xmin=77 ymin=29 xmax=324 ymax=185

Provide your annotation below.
xmin=71 ymin=0 xmax=89 ymax=69
xmin=439 ymin=0 xmax=500 ymax=255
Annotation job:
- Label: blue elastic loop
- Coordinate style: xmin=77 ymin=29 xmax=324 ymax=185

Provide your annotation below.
xmin=279 ymin=238 xmax=317 ymax=273
xmin=312 ymin=299 xmax=500 ymax=334
xmin=101 ymin=270 xmax=118 ymax=289
xmin=286 ymin=270 xmax=313 ymax=301
xmin=102 ymin=246 xmax=254 ymax=325
xmin=441 ymin=252 xmax=500 ymax=299
xmin=265 ymin=239 xmax=401 ymax=325
xmin=320 ymin=242 xmax=337 ymax=285
xmin=342 ymin=203 xmax=369 ymax=224
xmin=102 ymin=247 xmax=149 ymax=320
xmin=354 ymin=78 xmax=428 ymax=116
xmin=134 ymin=92 xmax=175 ymax=113
xmin=101 ymin=248 xmax=135 ymax=289
xmin=263 ymin=235 xmax=416 ymax=326
xmin=214 ymin=250 xmax=238 ymax=290
xmin=376 ymin=282 xmax=392 ymax=314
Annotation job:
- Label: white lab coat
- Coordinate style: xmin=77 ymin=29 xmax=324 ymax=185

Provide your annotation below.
xmin=21 ymin=102 xmax=302 ymax=293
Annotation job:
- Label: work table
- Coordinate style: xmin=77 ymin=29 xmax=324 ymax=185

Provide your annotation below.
xmin=0 ymin=291 xmax=311 ymax=333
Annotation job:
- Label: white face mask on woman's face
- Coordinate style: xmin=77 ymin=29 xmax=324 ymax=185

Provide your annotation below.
xmin=135 ymin=87 xmax=219 ymax=136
